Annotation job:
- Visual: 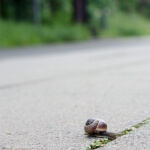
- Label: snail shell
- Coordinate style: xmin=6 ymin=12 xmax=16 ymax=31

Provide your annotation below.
xmin=84 ymin=118 xmax=107 ymax=134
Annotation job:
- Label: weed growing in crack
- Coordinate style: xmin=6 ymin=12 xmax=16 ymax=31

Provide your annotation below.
xmin=83 ymin=118 xmax=150 ymax=150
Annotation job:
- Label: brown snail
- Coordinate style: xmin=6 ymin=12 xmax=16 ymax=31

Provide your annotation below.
xmin=84 ymin=118 xmax=117 ymax=139
xmin=84 ymin=118 xmax=107 ymax=134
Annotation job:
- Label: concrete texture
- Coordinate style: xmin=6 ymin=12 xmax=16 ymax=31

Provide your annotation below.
xmin=0 ymin=37 xmax=150 ymax=149
xmin=101 ymin=123 xmax=150 ymax=150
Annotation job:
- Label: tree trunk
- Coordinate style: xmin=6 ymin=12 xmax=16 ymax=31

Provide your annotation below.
xmin=0 ymin=0 xmax=1 ymax=18
xmin=33 ymin=0 xmax=41 ymax=25
xmin=73 ymin=0 xmax=87 ymax=23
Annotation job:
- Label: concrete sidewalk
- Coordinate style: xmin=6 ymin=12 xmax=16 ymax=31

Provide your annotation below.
xmin=101 ymin=123 xmax=150 ymax=150
xmin=0 ymin=38 xmax=150 ymax=150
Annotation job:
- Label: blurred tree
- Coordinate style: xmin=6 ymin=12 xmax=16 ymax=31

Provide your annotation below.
xmin=14 ymin=0 xmax=32 ymax=21
xmin=137 ymin=0 xmax=150 ymax=17
xmin=117 ymin=0 xmax=137 ymax=12
xmin=0 ymin=0 xmax=32 ymax=21
xmin=41 ymin=0 xmax=72 ymax=25
xmin=41 ymin=0 xmax=52 ymax=24
xmin=50 ymin=0 xmax=72 ymax=25
xmin=1 ymin=0 xmax=150 ymax=27
xmin=33 ymin=0 xmax=41 ymax=25
xmin=0 ymin=0 xmax=1 ymax=18
xmin=0 ymin=0 xmax=15 ymax=19
xmin=73 ymin=0 xmax=87 ymax=23
xmin=87 ymin=0 xmax=111 ymax=37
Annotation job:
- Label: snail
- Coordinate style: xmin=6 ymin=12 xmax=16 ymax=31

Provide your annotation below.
xmin=84 ymin=118 xmax=117 ymax=139
xmin=84 ymin=118 xmax=107 ymax=134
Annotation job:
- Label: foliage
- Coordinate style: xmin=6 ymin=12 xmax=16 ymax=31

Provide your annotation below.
xmin=87 ymin=0 xmax=111 ymax=28
xmin=0 ymin=20 xmax=90 ymax=47
xmin=41 ymin=0 xmax=72 ymax=25
xmin=117 ymin=0 xmax=138 ymax=12
xmin=1 ymin=0 xmax=32 ymax=21
xmin=1 ymin=0 xmax=150 ymax=47
xmin=84 ymin=138 xmax=110 ymax=150
xmin=0 ymin=0 xmax=73 ymax=24
xmin=1 ymin=0 xmax=150 ymax=24
xmin=99 ymin=12 xmax=150 ymax=37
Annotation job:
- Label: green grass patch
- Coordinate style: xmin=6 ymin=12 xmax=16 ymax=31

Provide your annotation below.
xmin=100 ymin=12 xmax=150 ymax=37
xmin=0 ymin=20 xmax=90 ymax=47
xmin=84 ymin=118 xmax=150 ymax=150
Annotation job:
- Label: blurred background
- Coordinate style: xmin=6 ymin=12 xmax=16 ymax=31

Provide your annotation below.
xmin=0 ymin=0 xmax=150 ymax=47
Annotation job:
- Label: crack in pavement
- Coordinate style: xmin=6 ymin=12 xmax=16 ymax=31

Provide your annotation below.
xmin=0 ymin=77 xmax=53 ymax=90
xmin=84 ymin=118 xmax=150 ymax=150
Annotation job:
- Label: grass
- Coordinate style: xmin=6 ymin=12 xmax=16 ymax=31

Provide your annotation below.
xmin=100 ymin=12 xmax=150 ymax=37
xmin=84 ymin=118 xmax=150 ymax=150
xmin=0 ymin=21 xmax=90 ymax=47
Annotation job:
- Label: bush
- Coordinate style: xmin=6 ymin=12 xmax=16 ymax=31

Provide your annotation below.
xmin=99 ymin=12 xmax=150 ymax=37
xmin=0 ymin=21 xmax=90 ymax=47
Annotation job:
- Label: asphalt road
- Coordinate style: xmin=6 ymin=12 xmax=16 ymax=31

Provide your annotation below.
xmin=0 ymin=37 xmax=150 ymax=150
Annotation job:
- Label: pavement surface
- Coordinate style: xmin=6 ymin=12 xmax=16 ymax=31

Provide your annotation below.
xmin=0 ymin=37 xmax=150 ymax=150
xmin=101 ymin=123 xmax=150 ymax=150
